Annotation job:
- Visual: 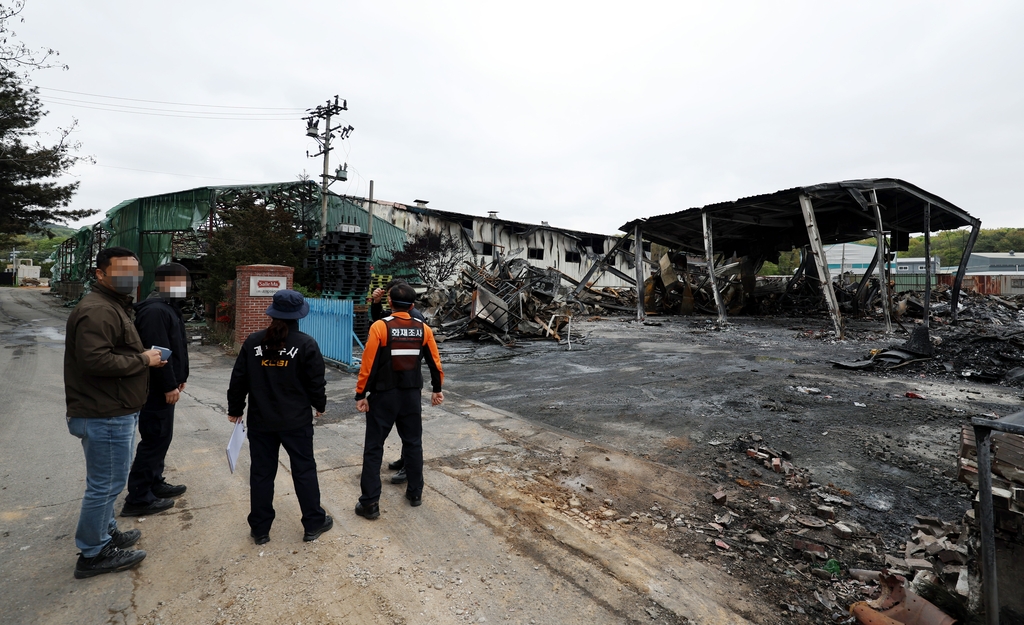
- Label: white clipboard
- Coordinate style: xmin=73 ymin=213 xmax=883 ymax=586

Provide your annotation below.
xmin=226 ymin=420 xmax=246 ymax=473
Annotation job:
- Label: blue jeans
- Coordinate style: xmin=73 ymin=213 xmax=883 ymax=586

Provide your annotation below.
xmin=67 ymin=413 xmax=138 ymax=557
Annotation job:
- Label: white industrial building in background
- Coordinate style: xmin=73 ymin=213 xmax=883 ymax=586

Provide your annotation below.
xmin=363 ymin=199 xmax=636 ymax=288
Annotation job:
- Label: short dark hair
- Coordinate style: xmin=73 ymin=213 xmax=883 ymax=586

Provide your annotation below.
xmin=96 ymin=247 xmax=138 ymax=271
xmin=154 ymin=262 xmax=189 ymax=281
xmin=389 ymin=283 xmax=417 ymax=311
xmin=386 ymin=278 xmax=408 ymax=291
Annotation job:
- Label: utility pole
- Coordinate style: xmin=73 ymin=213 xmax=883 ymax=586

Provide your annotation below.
xmin=305 ymin=96 xmax=354 ymax=240
xmin=367 ymin=180 xmax=374 ymax=243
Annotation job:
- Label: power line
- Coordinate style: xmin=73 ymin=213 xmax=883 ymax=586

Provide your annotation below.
xmin=40 ymin=94 xmax=299 ymax=117
xmin=39 ymin=98 xmax=298 ymax=121
xmin=38 ymin=86 xmax=305 ymax=111
xmin=93 ymin=163 xmax=265 ymax=183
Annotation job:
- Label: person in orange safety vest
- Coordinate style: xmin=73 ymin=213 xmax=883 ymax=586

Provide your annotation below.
xmin=353 ymin=283 xmax=443 ymax=519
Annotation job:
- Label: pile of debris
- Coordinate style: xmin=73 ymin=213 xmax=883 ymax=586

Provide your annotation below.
xmin=417 ymin=257 xmax=636 ymax=344
xmin=698 ymin=432 xmax=988 ymax=624
xmin=899 ymin=285 xmax=1024 ymax=326
xmin=832 ymin=325 xmax=1024 ymax=387
xmin=645 ymin=244 xmax=1024 ymax=329
xmin=645 ymin=251 xmax=897 ymax=319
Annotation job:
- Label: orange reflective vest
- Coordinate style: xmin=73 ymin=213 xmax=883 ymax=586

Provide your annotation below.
xmin=355 ymin=311 xmax=443 ymax=400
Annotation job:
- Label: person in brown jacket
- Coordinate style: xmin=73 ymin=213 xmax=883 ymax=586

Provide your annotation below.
xmin=64 ymin=246 xmax=165 ymax=579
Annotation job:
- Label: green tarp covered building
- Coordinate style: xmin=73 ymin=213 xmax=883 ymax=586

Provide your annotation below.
xmin=53 ymin=181 xmax=407 ymax=298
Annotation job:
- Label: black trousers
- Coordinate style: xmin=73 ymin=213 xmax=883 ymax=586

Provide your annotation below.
xmin=125 ymin=400 xmax=175 ymax=505
xmin=359 ymin=388 xmax=423 ymax=505
xmin=247 ymin=423 xmax=326 ymax=535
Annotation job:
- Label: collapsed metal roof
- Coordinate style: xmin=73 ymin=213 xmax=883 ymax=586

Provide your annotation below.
xmin=620 ymin=178 xmax=980 ymax=259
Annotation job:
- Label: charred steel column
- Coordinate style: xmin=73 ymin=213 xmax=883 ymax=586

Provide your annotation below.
xmin=799 ymin=194 xmax=843 ymax=338
xmin=634 ymin=223 xmax=645 ymax=322
xmin=701 ymin=211 xmax=727 ymax=323
xmin=923 ymin=202 xmax=932 ymax=329
xmin=951 ymin=222 xmax=980 ymax=325
xmin=871 ymin=191 xmax=893 ymax=334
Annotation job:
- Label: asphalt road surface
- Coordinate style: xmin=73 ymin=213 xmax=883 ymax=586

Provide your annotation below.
xmin=0 ymin=287 xmax=755 ymax=625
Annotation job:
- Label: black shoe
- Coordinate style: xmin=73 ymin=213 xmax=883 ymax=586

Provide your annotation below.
xmin=110 ymin=528 xmax=141 ymax=549
xmin=120 ymin=498 xmax=174 ymax=517
xmin=405 ymin=492 xmax=422 ymax=507
xmin=152 ymin=482 xmax=187 ymax=498
xmin=250 ymin=531 xmax=269 ymax=545
xmin=355 ymin=502 xmax=380 ymax=520
xmin=74 ymin=544 xmax=146 ymax=579
xmin=303 ymin=515 xmax=334 ymax=542
xmin=390 ymin=468 xmax=408 ymax=484
xmin=387 ymin=458 xmax=405 ymax=471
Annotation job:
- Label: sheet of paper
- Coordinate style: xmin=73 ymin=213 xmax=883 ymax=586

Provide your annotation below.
xmin=226 ymin=420 xmax=246 ymax=473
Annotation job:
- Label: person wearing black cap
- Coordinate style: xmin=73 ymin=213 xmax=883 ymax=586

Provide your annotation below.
xmin=354 ymin=283 xmax=444 ymax=520
xmin=122 ymin=262 xmax=191 ymax=517
xmin=368 ymin=278 xmax=426 ymax=485
xmin=227 ymin=289 xmax=332 ymax=544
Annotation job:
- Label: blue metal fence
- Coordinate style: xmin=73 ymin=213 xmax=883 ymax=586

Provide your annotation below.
xmin=298 ymin=298 xmax=359 ymax=367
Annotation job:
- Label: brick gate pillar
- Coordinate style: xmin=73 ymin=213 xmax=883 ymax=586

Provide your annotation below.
xmin=234 ymin=264 xmax=294 ymax=348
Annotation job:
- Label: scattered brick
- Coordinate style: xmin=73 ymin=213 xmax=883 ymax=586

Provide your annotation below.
xmin=792 ymin=538 xmax=827 ymax=558
xmin=832 ymin=522 xmax=854 ymax=539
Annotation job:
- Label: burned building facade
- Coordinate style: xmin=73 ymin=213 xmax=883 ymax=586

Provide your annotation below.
xmin=357 ymin=199 xmax=635 ymax=288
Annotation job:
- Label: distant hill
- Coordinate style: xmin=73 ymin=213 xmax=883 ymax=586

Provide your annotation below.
xmin=857 ymin=227 xmax=1024 ymax=267
xmin=3 ymin=224 xmax=79 ymax=265
xmin=24 ymin=224 xmax=78 ymax=240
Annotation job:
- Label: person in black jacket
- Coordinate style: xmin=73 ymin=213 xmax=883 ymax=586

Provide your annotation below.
xmin=368 ymin=278 xmax=425 ymax=485
xmin=227 ymin=289 xmax=333 ymax=544
xmin=122 ymin=263 xmax=191 ymax=517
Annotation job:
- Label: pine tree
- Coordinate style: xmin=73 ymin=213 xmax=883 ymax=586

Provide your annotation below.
xmin=0 ymin=1 xmax=95 ymax=247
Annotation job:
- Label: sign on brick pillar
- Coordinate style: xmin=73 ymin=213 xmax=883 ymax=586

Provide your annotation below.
xmin=233 ymin=264 xmax=294 ymax=348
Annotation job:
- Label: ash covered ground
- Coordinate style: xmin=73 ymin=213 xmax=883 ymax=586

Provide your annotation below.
xmin=437 ymin=315 xmax=1024 ymax=623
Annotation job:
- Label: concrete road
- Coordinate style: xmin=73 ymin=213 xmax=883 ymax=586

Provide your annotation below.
xmin=0 ymin=287 xmax=758 ymax=625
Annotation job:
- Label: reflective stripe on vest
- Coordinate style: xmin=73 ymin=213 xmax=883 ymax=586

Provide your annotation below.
xmin=384 ymin=316 xmax=425 ymax=372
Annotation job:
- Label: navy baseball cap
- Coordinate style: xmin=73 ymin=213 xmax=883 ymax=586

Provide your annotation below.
xmin=265 ymin=289 xmax=310 ymax=320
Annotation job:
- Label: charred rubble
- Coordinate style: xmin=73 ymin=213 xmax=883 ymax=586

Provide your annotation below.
xmin=415 ymin=256 xmax=637 ymax=345
xmin=702 ymin=431 xmax=1013 ymax=624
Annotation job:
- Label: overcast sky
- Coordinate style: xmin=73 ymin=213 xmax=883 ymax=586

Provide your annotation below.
xmin=16 ymin=1 xmax=1024 ymax=236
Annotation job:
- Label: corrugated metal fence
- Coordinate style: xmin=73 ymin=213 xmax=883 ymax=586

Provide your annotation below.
xmin=298 ymin=298 xmax=361 ymax=367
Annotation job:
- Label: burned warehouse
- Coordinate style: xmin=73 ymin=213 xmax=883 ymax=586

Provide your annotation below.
xmin=622 ymin=178 xmax=982 ymax=337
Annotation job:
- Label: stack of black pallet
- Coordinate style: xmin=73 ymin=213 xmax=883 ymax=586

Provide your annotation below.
xmin=319 ymin=231 xmax=372 ymax=300
xmin=353 ymin=305 xmax=370 ymax=343
xmin=304 ymin=241 xmax=320 ymax=271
